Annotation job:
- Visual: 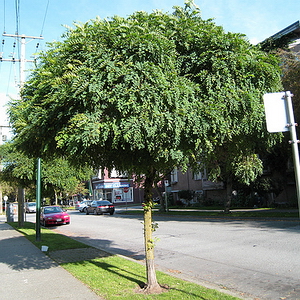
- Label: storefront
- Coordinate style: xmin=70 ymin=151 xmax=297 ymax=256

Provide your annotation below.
xmin=93 ymin=181 xmax=134 ymax=204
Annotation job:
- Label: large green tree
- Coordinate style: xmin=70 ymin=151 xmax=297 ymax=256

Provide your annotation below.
xmin=9 ymin=2 xmax=282 ymax=293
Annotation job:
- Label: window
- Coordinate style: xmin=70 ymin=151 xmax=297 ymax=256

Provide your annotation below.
xmin=171 ymin=168 xmax=178 ymax=183
xmin=193 ymin=169 xmax=207 ymax=180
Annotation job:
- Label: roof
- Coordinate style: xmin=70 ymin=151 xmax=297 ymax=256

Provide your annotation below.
xmin=260 ymin=21 xmax=300 ymax=51
xmin=269 ymin=20 xmax=300 ymax=41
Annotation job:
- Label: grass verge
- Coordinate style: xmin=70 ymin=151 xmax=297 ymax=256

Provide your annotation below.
xmin=8 ymin=222 xmax=242 ymax=300
xmin=121 ymin=208 xmax=299 ymax=219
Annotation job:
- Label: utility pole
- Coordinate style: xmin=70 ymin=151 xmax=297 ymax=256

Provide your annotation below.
xmin=1 ymin=33 xmax=43 ymax=224
xmin=2 ymin=33 xmax=43 ymax=88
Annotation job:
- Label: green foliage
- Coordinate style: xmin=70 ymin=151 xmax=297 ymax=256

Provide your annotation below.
xmin=0 ymin=142 xmax=93 ymax=199
xmin=279 ymin=49 xmax=300 ymax=120
xmin=233 ymin=154 xmax=263 ymax=185
xmin=9 ymin=3 xmax=282 ymax=186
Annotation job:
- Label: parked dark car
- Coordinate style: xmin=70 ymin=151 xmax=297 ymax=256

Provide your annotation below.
xmin=40 ymin=206 xmax=70 ymax=226
xmin=86 ymin=200 xmax=115 ymax=215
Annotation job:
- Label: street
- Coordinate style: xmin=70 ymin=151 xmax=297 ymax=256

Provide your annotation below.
xmin=26 ymin=208 xmax=300 ymax=300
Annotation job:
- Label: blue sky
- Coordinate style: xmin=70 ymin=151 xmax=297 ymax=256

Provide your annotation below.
xmin=0 ymin=0 xmax=299 ymax=126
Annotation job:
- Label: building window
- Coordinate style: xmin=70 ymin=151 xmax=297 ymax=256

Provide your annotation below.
xmin=193 ymin=168 xmax=207 ymax=180
xmin=171 ymin=168 xmax=178 ymax=183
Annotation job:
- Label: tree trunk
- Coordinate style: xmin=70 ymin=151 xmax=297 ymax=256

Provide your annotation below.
xmin=224 ymin=176 xmax=233 ymax=213
xmin=143 ymin=170 xmax=162 ymax=293
xmin=54 ymin=190 xmax=58 ymax=205
xmin=154 ymin=182 xmax=165 ymax=213
xmin=0 ymin=189 xmax=3 ymax=214
xmin=18 ymin=186 xmax=25 ymax=227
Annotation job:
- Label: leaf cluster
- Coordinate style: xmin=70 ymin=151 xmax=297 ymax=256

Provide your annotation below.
xmin=0 ymin=142 xmax=93 ymax=197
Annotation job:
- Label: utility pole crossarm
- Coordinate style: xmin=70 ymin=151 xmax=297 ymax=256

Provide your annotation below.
xmin=2 ymin=33 xmax=44 ymax=40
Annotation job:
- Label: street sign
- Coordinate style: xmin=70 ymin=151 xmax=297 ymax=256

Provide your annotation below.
xmin=263 ymin=92 xmax=289 ymax=133
xmin=263 ymin=91 xmax=300 ymax=219
xmin=123 ymin=187 xmax=129 ymax=193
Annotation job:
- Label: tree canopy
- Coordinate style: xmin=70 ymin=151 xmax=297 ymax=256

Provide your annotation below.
xmin=10 ymin=3 xmax=282 ymax=178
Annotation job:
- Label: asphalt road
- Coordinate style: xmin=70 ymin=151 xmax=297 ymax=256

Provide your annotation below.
xmin=26 ymin=208 xmax=300 ymax=300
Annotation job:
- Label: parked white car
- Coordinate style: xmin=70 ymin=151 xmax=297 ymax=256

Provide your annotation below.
xmin=75 ymin=200 xmax=93 ymax=213
xmin=25 ymin=202 xmax=36 ymax=213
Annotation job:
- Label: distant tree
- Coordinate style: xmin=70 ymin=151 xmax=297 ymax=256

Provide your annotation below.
xmin=279 ymin=49 xmax=300 ymax=118
xmin=0 ymin=143 xmax=93 ymax=203
xmin=8 ymin=2 xmax=282 ymax=293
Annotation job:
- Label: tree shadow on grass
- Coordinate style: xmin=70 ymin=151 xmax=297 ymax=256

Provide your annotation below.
xmin=70 ymin=259 xmax=210 ymax=299
xmin=72 ymin=259 xmax=146 ymax=289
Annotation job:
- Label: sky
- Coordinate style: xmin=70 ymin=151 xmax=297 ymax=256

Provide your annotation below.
xmin=0 ymin=0 xmax=299 ymax=127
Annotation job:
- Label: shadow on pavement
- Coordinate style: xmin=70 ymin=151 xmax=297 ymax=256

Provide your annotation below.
xmin=0 ymin=235 xmax=57 ymax=271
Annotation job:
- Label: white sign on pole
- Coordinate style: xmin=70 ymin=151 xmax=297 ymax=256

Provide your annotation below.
xmin=264 ymin=91 xmax=300 ymax=219
xmin=263 ymin=92 xmax=289 ymax=133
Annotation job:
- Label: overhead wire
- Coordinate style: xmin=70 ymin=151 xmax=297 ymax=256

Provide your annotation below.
xmin=1 ymin=0 xmax=6 ymax=62
xmin=15 ymin=0 xmax=20 ymax=35
xmin=40 ymin=0 xmax=50 ymax=37
xmin=0 ymin=0 xmax=5 ymax=91
xmin=2 ymin=0 xmax=21 ymax=94
xmin=3 ymin=0 xmax=6 ymax=33
xmin=14 ymin=0 xmax=21 ymax=83
xmin=5 ymin=62 xmax=13 ymax=96
xmin=1 ymin=0 xmax=49 ymax=94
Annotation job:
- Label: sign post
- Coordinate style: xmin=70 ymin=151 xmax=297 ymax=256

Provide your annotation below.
xmin=264 ymin=91 xmax=300 ymax=218
xmin=36 ymin=158 xmax=42 ymax=241
xmin=285 ymin=91 xmax=300 ymax=218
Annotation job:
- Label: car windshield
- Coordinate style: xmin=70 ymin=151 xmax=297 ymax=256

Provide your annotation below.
xmin=28 ymin=203 xmax=36 ymax=206
xmin=96 ymin=200 xmax=112 ymax=205
xmin=43 ymin=206 xmax=63 ymax=214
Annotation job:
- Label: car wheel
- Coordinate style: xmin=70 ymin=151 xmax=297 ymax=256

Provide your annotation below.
xmin=86 ymin=209 xmax=89 ymax=215
xmin=110 ymin=211 xmax=114 ymax=215
xmin=83 ymin=207 xmax=86 ymax=213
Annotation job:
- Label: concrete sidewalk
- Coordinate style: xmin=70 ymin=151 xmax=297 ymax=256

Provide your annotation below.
xmin=0 ymin=216 xmax=102 ymax=300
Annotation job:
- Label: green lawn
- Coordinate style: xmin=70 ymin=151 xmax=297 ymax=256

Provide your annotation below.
xmin=121 ymin=207 xmax=299 ymax=219
xmin=9 ymin=222 xmax=241 ymax=300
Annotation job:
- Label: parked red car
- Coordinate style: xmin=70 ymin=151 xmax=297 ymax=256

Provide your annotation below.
xmin=40 ymin=206 xmax=70 ymax=226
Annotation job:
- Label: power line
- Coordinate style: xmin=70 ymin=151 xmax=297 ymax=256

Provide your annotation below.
xmin=6 ymin=61 xmax=13 ymax=96
xmin=15 ymin=0 xmax=20 ymax=35
xmin=3 ymin=0 xmax=6 ymax=33
xmin=40 ymin=0 xmax=50 ymax=37
xmin=14 ymin=0 xmax=21 ymax=64
xmin=1 ymin=1 xmax=43 ymax=95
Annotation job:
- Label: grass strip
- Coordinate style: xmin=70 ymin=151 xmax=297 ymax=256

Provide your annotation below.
xmin=8 ymin=221 xmax=88 ymax=251
xmin=63 ymin=256 xmax=240 ymax=300
xmin=120 ymin=208 xmax=299 ymax=218
xmin=9 ymin=222 xmax=242 ymax=300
